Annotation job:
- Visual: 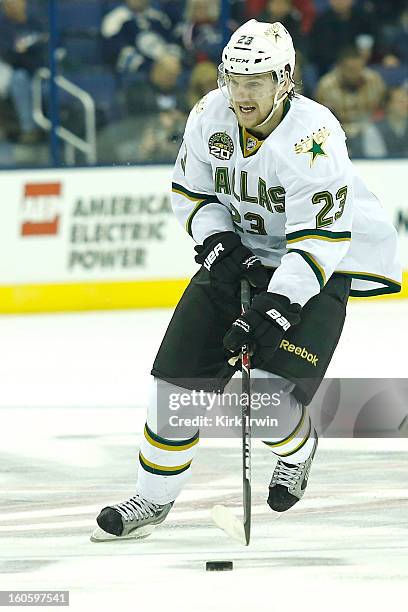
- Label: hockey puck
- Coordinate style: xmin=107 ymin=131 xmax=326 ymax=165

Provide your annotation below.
xmin=206 ymin=561 xmax=233 ymax=571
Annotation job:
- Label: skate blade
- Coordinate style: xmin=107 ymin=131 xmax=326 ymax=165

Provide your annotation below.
xmin=90 ymin=525 xmax=155 ymax=543
xmin=211 ymin=504 xmax=246 ymax=546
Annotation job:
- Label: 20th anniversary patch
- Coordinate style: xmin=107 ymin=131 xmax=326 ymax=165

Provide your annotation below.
xmin=209 ymin=132 xmax=234 ymax=161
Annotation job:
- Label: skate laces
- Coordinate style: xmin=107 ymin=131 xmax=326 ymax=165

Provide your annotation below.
xmin=113 ymin=495 xmax=161 ymax=523
xmin=272 ymin=460 xmax=304 ymax=488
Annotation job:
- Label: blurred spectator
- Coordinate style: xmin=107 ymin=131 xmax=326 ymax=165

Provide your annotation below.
xmin=98 ymin=51 xmax=187 ymax=163
xmin=126 ymin=54 xmax=186 ymax=114
xmin=362 ymin=1 xmax=407 ymax=27
xmin=259 ymin=0 xmax=306 ymax=55
xmin=101 ymin=0 xmax=181 ymax=79
xmin=252 ymin=1 xmax=317 ymax=95
xmin=309 ymin=0 xmax=377 ymax=75
xmin=315 ymin=47 xmax=386 ymax=156
xmin=361 ymin=85 xmax=408 ymax=158
xmin=136 ymin=108 xmax=187 ymax=162
xmin=393 ymin=7 xmax=408 ymax=64
xmin=376 ymin=6 xmax=408 ymax=66
xmin=181 ymin=0 xmax=227 ymax=66
xmin=187 ymin=60 xmax=218 ymax=108
xmin=247 ymin=0 xmax=316 ymax=34
xmin=293 ymin=0 xmax=316 ymax=34
xmin=157 ymin=0 xmax=185 ymax=30
xmin=0 ymin=0 xmax=46 ymax=143
xmin=229 ymin=0 xmax=247 ymax=26
xmin=292 ymin=50 xmax=305 ymax=95
xmin=246 ymin=0 xmax=266 ymax=18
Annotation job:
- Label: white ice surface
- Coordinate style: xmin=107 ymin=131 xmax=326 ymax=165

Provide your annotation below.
xmin=0 ymin=300 xmax=407 ymax=612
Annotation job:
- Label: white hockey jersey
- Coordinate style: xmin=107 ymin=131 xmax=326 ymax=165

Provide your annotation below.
xmin=171 ymin=90 xmax=401 ymax=306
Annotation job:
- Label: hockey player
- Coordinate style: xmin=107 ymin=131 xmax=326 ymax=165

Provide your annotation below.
xmin=92 ymin=20 xmax=401 ymax=541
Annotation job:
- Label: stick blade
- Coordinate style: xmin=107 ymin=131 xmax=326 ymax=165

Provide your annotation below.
xmin=211 ymin=504 xmax=248 ymax=546
xmin=398 ymin=415 xmax=408 ymax=435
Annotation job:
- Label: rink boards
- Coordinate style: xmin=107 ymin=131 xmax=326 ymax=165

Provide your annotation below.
xmin=1 ymin=160 xmax=407 ymax=313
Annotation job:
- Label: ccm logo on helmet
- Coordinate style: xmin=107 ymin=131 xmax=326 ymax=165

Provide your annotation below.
xmin=230 ymin=58 xmax=250 ymax=63
xmin=203 ymin=243 xmax=224 ymax=270
xmin=266 ymin=308 xmax=291 ymax=331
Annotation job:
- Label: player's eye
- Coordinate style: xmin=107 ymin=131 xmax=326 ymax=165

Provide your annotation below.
xmin=230 ymin=80 xmax=259 ymax=89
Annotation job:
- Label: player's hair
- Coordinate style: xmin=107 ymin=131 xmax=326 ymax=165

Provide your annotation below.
xmin=285 ymin=63 xmax=298 ymax=100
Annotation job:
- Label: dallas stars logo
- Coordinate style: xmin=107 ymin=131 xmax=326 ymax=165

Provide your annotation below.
xmin=294 ymin=127 xmax=330 ymax=167
xmin=266 ymin=23 xmax=282 ymax=43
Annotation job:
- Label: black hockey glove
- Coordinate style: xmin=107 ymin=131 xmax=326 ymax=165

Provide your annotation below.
xmin=194 ymin=231 xmax=268 ymax=297
xmin=223 ymin=292 xmax=302 ymax=358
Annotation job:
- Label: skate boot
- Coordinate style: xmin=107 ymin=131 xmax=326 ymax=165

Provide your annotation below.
xmin=267 ymin=435 xmax=318 ymax=512
xmin=90 ymin=494 xmax=174 ymax=542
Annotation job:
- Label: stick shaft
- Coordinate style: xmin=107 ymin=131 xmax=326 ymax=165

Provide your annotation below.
xmin=240 ymin=279 xmax=251 ymax=546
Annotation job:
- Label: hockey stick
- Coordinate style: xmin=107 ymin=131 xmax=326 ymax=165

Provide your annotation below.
xmin=240 ymin=278 xmax=252 ymax=544
xmin=212 ymin=278 xmax=252 ymax=546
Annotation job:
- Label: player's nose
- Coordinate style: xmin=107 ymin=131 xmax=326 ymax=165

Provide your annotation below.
xmin=232 ymin=82 xmax=250 ymax=99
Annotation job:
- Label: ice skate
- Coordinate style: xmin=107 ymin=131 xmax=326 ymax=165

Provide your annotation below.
xmin=267 ymin=435 xmax=318 ymax=512
xmin=90 ymin=494 xmax=173 ymax=542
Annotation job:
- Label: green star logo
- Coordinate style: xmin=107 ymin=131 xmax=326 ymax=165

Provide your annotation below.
xmin=294 ymin=127 xmax=330 ymax=167
xmin=308 ymin=139 xmax=327 ymax=165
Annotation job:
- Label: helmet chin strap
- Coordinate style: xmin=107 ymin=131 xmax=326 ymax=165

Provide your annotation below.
xmin=254 ymin=82 xmax=288 ymax=128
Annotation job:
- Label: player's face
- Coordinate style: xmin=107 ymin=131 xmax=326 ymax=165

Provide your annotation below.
xmin=226 ymin=73 xmax=278 ymax=129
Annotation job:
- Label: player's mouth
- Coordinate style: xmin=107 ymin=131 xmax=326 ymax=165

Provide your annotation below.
xmin=239 ymin=105 xmax=256 ymax=114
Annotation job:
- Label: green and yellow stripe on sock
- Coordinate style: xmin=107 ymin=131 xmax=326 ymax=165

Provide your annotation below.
xmin=262 ymin=405 xmax=306 ymax=450
xmin=139 ymin=452 xmax=193 ymax=476
xmin=144 ymin=422 xmax=199 ymax=452
xmin=277 ymin=416 xmax=312 ymax=458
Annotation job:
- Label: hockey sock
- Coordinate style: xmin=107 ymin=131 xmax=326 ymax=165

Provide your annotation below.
xmin=136 ymin=377 xmax=200 ymax=505
xmin=257 ymin=369 xmax=316 ymax=463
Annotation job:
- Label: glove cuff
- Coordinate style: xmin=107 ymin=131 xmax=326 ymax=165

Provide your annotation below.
xmin=194 ymin=231 xmax=241 ymax=266
xmin=201 ymin=231 xmax=241 ymax=255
